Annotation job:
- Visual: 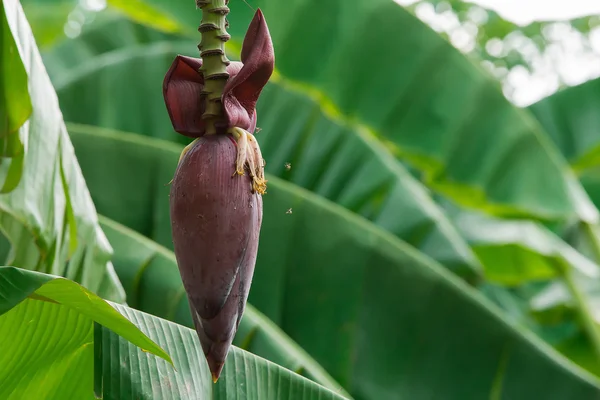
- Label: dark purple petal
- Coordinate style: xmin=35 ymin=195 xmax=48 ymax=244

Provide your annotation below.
xmin=163 ymin=9 xmax=273 ymax=136
xmin=163 ymin=57 xmax=247 ymax=137
xmin=222 ymin=8 xmax=274 ymax=132
xmin=162 ymin=55 xmax=206 ymax=138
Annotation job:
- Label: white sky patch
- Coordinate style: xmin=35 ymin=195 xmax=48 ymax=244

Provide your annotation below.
xmin=395 ymin=0 xmax=600 ymax=106
xmin=395 ymin=0 xmax=600 ymax=25
xmin=464 ymin=0 xmax=600 ymax=26
xmin=80 ymin=0 xmax=107 ymax=12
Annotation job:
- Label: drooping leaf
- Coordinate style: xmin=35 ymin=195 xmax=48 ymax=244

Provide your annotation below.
xmin=0 ymin=266 xmax=171 ymax=398
xmin=98 ymin=214 xmax=350 ymax=397
xmin=0 ymin=0 xmax=29 ymax=191
xmin=96 ymin=304 xmax=212 ymax=400
xmin=42 ymin=17 xmax=482 ymax=278
xmin=256 ymin=82 xmax=482 ymax=278
xmin=450 ymin=209 xmax=600 ymax=285
xmin=67 ymin=125 xmax=600 ymax=399
xmin=101 ymin=304 xmax=348 ymax=400
xmin=105 ymin=0 xmax=599 ymax=223
xmin=1 ymin=299 xmax=96 ymax=399
xmin=0 ymin=267 xmax=342 ymax=400
xmin=444 ymin=205 xmax=600 ymax=377
xmin=0 ymin=0 xmax=124 ymax=301
xmin=0 ymin=0 xmax=30 ymax=138
xmin=524 ymin=77 xmax=600 ymax=272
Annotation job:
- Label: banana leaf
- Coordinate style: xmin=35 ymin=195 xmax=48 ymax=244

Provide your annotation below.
xmin=582 ymin=168 xmax=600 ymax=213
xmin=67 ymin=124 xmax=600 ymax=399
xmin=1 ymin=0 xmax=30 ymax=140
xmin=0 ymin=266 xmax=345 ymax=399
xmin=99 ymin=214 xmax=351 ymax=398
xmin=528 ymin=77 xmax=600 ymax=174
xmin=448 ymin=207 xmax=600 ymax=285
xmin=42 ymin=17 xmax=481 ymax=279
xmin=0 ymin=0 xmax=124 ymax=301
xmin=527 ymin=78 xmax=600 ymax=241
xmin=445 ymin=204 xmax=600 ymax=376
xmin=0 ymin=266 xmax=170 ymax=399
xmin=102 ymin=303 xmax=348 ymax=400
xmin=105 ymin=0 xmax=598 ymax=223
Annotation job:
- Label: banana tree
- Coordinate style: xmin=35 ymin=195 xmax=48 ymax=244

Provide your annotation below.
xmin=0 ymin=0 xmax=356 ymax=397
xmin=36 ymin=0 xmax=600 ymax=383
xmin=6 ymin=0 xmax=600 ymax=398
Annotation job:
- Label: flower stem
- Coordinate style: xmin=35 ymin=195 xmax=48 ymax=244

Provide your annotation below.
xmin=197 ymin=0 xmax=231 ymax=135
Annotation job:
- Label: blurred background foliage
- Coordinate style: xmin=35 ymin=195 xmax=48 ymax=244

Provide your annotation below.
xmin=400 ymin=0 xmax=600 ymax=106
xmin=25 ymin=0 xmax=600 ymax=107
xmin=5 ymin=0 xmax=600 ymax=398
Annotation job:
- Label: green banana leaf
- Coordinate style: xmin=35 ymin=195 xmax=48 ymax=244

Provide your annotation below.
xmin=98 ymin=214 xmax=350 ymax=398
xmin=528 ymin=268 xmax=600 ymax=376
xmin=42 ymin=17 xmax=481 ymax=279
xmin=0 ymin=267 xmax=344 ymax=400
xmin=1 ymin=0 xmax=29 ymax=188
xmin=524 ymin=77 xmax=600 ymax=345
xmin=527 ymin=78 xmax=600 ymax=229
xmin=105 ymin=0 xmax=598 ymax=224
xmin=445 ymin=205 xmax=600 ymax=375
xmin=582 ymin=167 xmax=600 ymax=212
xmin=102 ymin=304 xmax=348 ymax=400
xmin=525 ymin=77 xmax=600 ymax=331
xmin=478 ymin=280 xmax=600 ymax=379
xmin=67 ymin=124 xmax=600 ymax=399
xmin=0 ymin=0 xmax=124 ymax=301
xmin=450 ymin=209 xmax=599 ymax=286
xmin=0 ymin=266 xmax=170 ymax=398
xmin=100 ymin=203 xmax=600 ymax=391
xmin=1 ymin=0 xmax=31 ymax=139
xmin=529 ymin=77 xmax=600 ymax=173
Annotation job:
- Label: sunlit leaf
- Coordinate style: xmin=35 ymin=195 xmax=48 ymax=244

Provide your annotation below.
xmin=0 ymin=267 xmax=341 ymax=399
xmin=0 ymin=0 xmax=124 ymax=301
xmin=0 ymin=266 xmax=171 ymax=398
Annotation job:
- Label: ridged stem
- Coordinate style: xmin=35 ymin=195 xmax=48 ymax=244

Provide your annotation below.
xmin=197 ymin=0 xmax=231 ymax=135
